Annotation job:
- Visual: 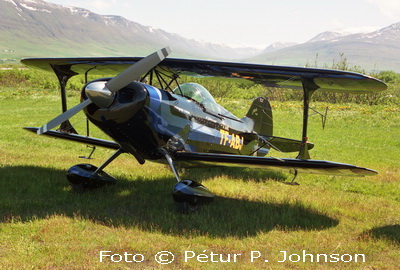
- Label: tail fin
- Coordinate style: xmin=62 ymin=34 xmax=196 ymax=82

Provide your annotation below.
xmin=245 ymin=97 xmax=273 ymax=136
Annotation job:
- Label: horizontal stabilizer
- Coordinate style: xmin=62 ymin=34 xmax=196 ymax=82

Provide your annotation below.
xmin=263 ymin=136 xmax=315 ymax=153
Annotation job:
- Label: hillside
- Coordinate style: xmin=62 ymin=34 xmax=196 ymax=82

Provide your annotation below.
xmin=0 ymin=0 xmax=260 ymax=61
xmin=248 ymin=24 xmax=400 ymax=72
xmin=1 ymin=0 xmax=400 ymax=72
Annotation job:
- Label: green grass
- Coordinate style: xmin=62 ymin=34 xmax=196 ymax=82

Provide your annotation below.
xmin=0 ymin=84 xmax=399 ymax=269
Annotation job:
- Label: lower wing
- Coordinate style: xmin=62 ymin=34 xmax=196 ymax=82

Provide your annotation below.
xmin=173 ymin=152 xmax=377 ymax=177
xmin=25 ymin=127 xmax=376 ymax=177
xmin=24 ymin=127 xmax=120 ymax=150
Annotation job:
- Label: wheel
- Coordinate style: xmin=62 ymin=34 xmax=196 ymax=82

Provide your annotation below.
xmin=71 ymin=183 xmax=85 ymax=194
xmin=175 ymin=201 xmax=199 ymax=214
xmin=67 ymin=164 xmax=117 ymax=192
xmin=172 ymin=180 xmax=214 ymax=213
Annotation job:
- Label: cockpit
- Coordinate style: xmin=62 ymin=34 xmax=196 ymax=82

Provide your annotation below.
xmin=172 ymin=83 xmax=238 ymax=120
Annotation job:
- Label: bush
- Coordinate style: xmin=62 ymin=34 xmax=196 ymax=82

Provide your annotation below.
xmin=375 ymin=71 xmax=400 ymax=84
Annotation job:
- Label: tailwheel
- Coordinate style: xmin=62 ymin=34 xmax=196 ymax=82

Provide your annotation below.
xmin=173 ymin=180 xmax=215 ymax=214
xmin=67 ymin=164 xmax=116 ymax=193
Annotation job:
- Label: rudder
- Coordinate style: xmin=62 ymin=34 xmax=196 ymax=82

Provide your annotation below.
xmin=245 ymin=97 xmax=273 ymax=136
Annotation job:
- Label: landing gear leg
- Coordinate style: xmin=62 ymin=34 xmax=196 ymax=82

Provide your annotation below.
xmin=67 ymin=149 xmax=123 ymax=192
xmin=159 ymin=148 xmax=215 ymax=213
xmin=93 ymin=149 xmax=123 ymax=175
xmin=159 ymin=148 xmax=182 ymax=183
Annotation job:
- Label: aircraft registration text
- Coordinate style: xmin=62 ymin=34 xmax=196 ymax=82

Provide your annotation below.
xmin=219 ymin=129 xmax=244 ymax=150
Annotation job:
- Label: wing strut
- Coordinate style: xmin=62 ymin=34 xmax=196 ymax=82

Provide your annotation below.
xmin=296 ymin=77 xmax=319 ymax=160
xmin=50 ymin=64 xmax=78 ymax=134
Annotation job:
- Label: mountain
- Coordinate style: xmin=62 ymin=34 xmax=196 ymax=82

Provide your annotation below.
xmin=260 ymin=42 xmax=298 ymax=54
xmin=248 ymin=24 xmax=400 ymax=72
xmin=0 ymin=0 xmax=261 ymax=61
xmin=1 ymin=0 xmax=400 ymax=72
xmin=307 ymin=31 xmax=349 ymax=43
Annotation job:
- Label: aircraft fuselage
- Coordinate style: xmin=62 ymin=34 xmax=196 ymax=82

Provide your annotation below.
xmin=83 ymin=81 xmax=261 ymax=162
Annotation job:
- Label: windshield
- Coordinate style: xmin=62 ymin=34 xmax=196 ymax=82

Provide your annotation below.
xmin=173 ymin=83 xmax=219 ymax=112
xmin=172 ymin=83 xmax=239 ymax=120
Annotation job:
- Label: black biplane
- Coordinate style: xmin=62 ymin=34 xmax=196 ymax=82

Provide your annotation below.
xmin=22 ymin=47 xmax=387 ymax=212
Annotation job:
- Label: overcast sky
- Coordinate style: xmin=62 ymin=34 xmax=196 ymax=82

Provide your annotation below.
xmin=46 ymin=0 xmax=400 ymax=48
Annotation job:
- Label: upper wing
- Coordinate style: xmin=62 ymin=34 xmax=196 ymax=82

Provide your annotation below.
xmin=158 ymin=59 xmax=387 ymax=93
xmin=21 ymin=57 xmax=387 ymax=93
xmin=173 ymin=152 xmax=377 ymax=177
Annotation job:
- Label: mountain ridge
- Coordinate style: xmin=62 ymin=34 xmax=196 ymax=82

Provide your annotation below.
xmin=248 ymin=22 xmax=400 ymax=72
xmin=0 ymin=0 xmax=261 ymax=60
xmin=1 ymin=0 xmax=400 ymax=72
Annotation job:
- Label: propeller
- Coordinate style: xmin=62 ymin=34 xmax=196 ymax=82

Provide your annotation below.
xmin=37 ymin=47 xmax=171 ymax=135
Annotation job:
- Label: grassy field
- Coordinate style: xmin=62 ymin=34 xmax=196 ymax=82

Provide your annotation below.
xmin=0 ymin=73 xmax=399 ymax=269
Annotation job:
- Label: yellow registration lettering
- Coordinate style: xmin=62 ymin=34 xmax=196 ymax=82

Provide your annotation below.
xmin=219 ymin=129 xmax=230 ymax=145
xmin=220 ymin=130 xmax=244 ymax=150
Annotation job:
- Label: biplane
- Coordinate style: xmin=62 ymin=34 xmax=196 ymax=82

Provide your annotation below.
xmin=22 ymin=47 xmax=387 ymax=212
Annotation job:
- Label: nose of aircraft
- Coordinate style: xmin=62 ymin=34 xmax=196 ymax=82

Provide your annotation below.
xmin=83 ymin=80 xmax=148 ymax=124
xmin=35 ymin=47 xmax=171 ymax=135
xmin=84 ymin=80 xmax=115 ymax=108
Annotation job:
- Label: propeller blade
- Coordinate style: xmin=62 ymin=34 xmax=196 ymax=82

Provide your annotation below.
xmin=38 ymin=47 xmax=171 ymax=135
xmin=37 ymin=99 xmax=92 ymax=135
xmin=105 ymin=47 xmax=171 ymax=92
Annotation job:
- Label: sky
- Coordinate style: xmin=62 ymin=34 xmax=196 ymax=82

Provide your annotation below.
xmin=45 ymin=0 xmax=400 ymax=48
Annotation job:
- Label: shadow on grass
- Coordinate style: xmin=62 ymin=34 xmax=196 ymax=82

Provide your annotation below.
xmin=0 ymin=166 xmax=338 ymax=238
xmin=184 ymin=166 xmax=289 ymax=183
xmin=362 ymin=225 xmax=400 ymax=246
